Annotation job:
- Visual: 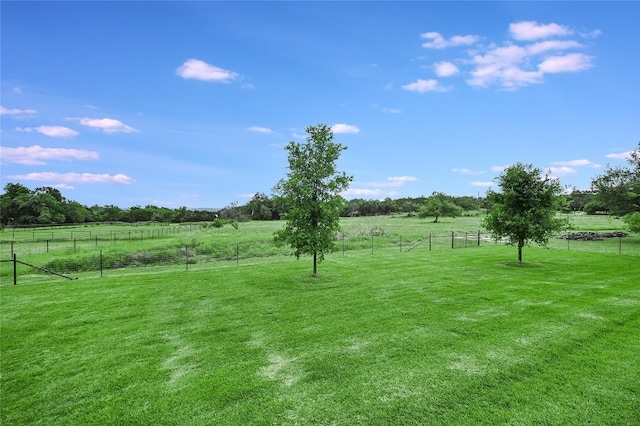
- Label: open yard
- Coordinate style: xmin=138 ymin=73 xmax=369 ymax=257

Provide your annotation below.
xmin=1 ymin=215 xmax=639 ymax=424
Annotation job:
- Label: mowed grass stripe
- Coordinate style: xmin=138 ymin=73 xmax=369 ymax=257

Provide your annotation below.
xmin=1 ymin=245 xmax=639 ymax=425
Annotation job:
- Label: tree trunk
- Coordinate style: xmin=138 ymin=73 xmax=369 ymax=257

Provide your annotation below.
xmin=518 ymin=241 xmax=523 ymax=263
xmin=313 ymin=250 xmax=317 ymax=277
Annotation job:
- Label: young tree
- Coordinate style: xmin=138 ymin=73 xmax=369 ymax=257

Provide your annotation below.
xmin=417 ymin=192 xmax=463 ymax=223
xmin=482 ymin=163 xmax=570 ymax=263
xmin=273 ymin=123 xmax=353 ymax=276
xmin=591 ymin=142 xmax=640 ymax=217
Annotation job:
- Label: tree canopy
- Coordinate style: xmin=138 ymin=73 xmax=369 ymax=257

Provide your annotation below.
xmin=482 ymin=163 xmax=570 ymax=263
xmin=417 ymin=192 xmax=463 ymax=222
xmin=591 ymin=142 xmax=640 ymax=217
xmin=273 ymin=124 xmax=352 ymax=276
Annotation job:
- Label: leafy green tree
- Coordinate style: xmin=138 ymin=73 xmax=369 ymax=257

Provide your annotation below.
xmin=273 ymin=123 xmax=353 ymax=276
xmin=417 ymin=192 xmax=463 ymax=223
xmin=591 ymin=142 xmax=640 ymax=217
xmin=622 ymin=211 xmax=640 ymax=233
xmin=482 ymin=163 xmax=570 ymax=263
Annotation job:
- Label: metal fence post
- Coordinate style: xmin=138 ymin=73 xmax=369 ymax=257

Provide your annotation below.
xmin=451 ymin=232 xmax=455 ymax=249
xmin=13 ymin=253 xmax=17 ymax=285
xmin=619 ymin=236 xmax=622 ymax=254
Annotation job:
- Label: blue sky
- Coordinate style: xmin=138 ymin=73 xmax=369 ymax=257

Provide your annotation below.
xmin=1 ymin=1 xmax=638 ymax=209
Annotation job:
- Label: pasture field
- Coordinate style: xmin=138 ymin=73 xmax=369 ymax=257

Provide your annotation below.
xmin=1 ymin=213 xmax=637 ymax=280
xmin=1 ymin=214 xmax=639 ymax=424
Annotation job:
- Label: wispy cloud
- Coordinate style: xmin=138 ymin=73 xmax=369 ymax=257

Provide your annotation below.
xmin=176 ymin=58 xmax=239 ymax=83
xmin=331 ymin=123 xmax=360 ymax=134
xmin=421 ymin=32 xmax=480 ymax=49
xmin=248 ymin=126 xmax=275 ymax=134
xmin=451 ymin=168 xmax=483 ymax=175
xmin=1 ymin=106 xmax=37 ymax=116
xmin=8 ymin=172 xmax=135 ymax=184
xmin=606 ymin=150 xmax=633 ymax=160
xmin=538 ymin=53 xmax=593 ymax=73
xmin=373 ymin=104 xmax=402 ymax=114
xmin=72 ymin=117 xmax=138 ymax=134
xmin=509 ymin=21 xmax=572 ymax=41
xmin=491 ymin=165 xmax=508 ymax=172
xmin=402 ymin=79 xmax=451 ymax=93
xmin=16 ymin=126 xmax=79 ymax=139
xmin=552 ymin=159 xmax=601 ymax=168
xmin=414 ymin=21 xmax=597 ymax=90
xmin=547 ymin=166 xmax=577 ymax=177
xmin=1 ymin=145 xmax=98 ymax=165
xmin=471 ymin=181 xmax=494 ymax=187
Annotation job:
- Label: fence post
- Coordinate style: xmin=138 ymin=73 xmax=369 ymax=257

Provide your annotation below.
xmin=74 ymin=237 xmax=77 ymax=252
xmin=47 ymin=240 xmax=49 ymax=253
xmin=13 ymin=253 xmax=17 ymax=285
xmin=477 ymin=230 xmax=481 ymax=246
xmin=465 ymin=232 xmax=468 ymax=248
xmin=619 ymin=236 xmax=622 ymax=254
xmin=96 ymin=235 xmax=98 ymax=246
xmin=11 ymin=241 xmax=14 ymax=257
xmin=451 ymin=232 xmax=455 ymax=249
xmin=429 ymin=233 xmax=432 ymax=251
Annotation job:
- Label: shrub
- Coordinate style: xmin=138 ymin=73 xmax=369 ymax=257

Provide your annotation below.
xmin=622 ymin=211 xmax=640 ymax=233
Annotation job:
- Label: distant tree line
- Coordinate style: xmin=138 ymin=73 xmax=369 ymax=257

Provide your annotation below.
xmin=1 ymin=141 xmax=637 ymax=228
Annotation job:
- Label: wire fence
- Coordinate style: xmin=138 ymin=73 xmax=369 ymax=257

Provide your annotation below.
xmin=1 ymin=228 xmax=637 ymax=285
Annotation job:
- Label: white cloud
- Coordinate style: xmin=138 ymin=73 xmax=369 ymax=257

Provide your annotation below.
xmin=402 ymin=79 xmax=450 ymax=93
xmin=552 ymin=159 xmax=601 ymax=168
xmin=373 ymin=104 xmax=402 ymax=114
xmin=451 ymin=168 xmax=483 ymax=175
xmin=538 ymin=53 xmax=593 ymax=73
xmin=331 ymin=124 xmax=360 ymax=134
xmin=176 ymin=58 xmax=239 ymax=83
xmin=16 ymin=125 xmax=79 ymax=139
xmin=0 ymin=106 xmax=37 ymax=116
xmin=526 ymin=40 xmax=583 ymax=55
xmin=75 ymin=117 xmax=138 ymax=134
xmin=421 ymin=32 xmax=480 ymax=49
xmin=491 ymin=165 xmax=508 ymax=172
xmin=248 ymin=126 xmax=275 ymax=134
xmin=341 ymin=188 xmax=382 ymax=198
xmin=8 ymin=172 xmax=135 ymax=184
xmin=387 ymin=176 xmax=418 ymax=185
xmin=434 ymin=61 xmax=459 ymax=77
xmin=547 ymin=166 xmax=577 ymax=176
xmin=471 ymin=181 xmax=494 ymax=187
xmin=0 ymin=145 xmax=98 ymax=165
xmin=606 ymin=150 xmax=633 ymax=160
xmin=510 ymin=21 xmax=572 ymax=41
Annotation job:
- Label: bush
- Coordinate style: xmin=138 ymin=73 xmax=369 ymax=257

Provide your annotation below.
xmin=622 ymin=211 xmax=640 ymax=233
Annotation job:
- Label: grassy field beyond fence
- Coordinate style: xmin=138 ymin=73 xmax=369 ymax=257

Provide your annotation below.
xmin=1 ymin=214 xmax=638 ymax=281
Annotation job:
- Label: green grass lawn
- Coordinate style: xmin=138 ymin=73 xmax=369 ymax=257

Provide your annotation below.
xmin=2 ymin=244 xmax=639 ymax=425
